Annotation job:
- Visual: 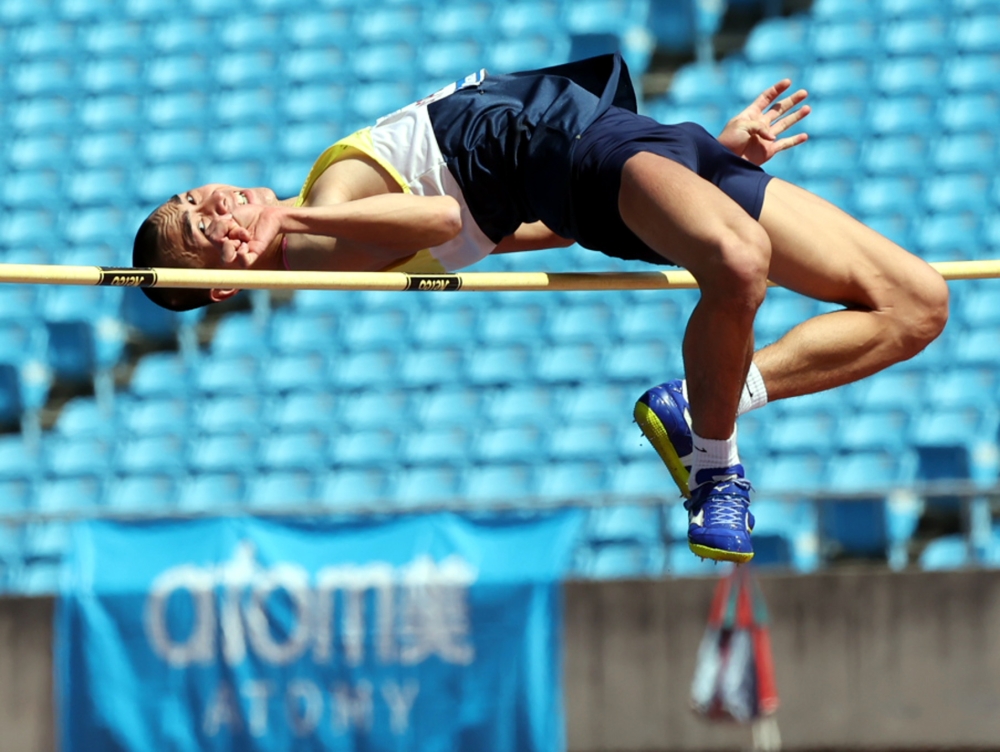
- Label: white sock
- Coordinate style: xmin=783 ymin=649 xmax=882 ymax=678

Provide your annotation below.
xmin=737 ymin=362 xmax=768 ymax=417
xmin=689 ymin=428 xmax=741 ymax=492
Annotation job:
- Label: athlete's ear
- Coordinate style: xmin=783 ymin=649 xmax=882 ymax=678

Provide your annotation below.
xmin=209 ymin=288 xmax=239 ymax=302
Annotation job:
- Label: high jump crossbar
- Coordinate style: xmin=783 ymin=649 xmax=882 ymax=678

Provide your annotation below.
xmin=0 ymin=259 xmax=997 ymax=292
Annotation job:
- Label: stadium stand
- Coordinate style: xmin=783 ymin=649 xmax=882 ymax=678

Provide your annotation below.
xmin=1 ymin=0 xmax=999 ymax=591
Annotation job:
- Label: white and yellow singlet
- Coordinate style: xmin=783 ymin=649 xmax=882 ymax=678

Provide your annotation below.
xmin=294 ymin=71 xmax=496 ymax=274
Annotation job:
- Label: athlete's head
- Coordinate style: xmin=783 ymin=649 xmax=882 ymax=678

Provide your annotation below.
xmin=132 ymin=184 xmax=281 ymax=311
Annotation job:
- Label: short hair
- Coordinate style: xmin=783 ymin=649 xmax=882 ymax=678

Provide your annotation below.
xmin=132 ymin=209 xmax=215 ymax=312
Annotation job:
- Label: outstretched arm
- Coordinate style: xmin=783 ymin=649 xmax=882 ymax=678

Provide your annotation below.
xmin=718 ymin=79 xmax=811 ymax=166
xmin=216 ymin=194 xmax=463 ymax=268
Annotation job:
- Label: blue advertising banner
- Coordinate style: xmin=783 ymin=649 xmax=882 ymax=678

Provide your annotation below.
xmin=56 ymin=511 xmax=584 ymax=752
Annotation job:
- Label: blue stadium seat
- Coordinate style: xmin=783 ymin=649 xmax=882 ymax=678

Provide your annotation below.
xmin=80 ymin=57 xmax=143 ymax=96
xmin=960 ymin=288 xmax=1000 ymax=327
xmin=43 ymin=435 xmax=114 ymax=478
xmin=479 ymin=304 xmax=547 ymax=344
xmin=861 ymin=134 xmax=931 ymax=177
xmin=178 ymin=472 xmax=248 ymax=511
xmin=193 ymin=394 xmax=265 ymax=437
xmin=615 ymin=299 xmax=686 ymax=342
xmin=811 ymin=0 xmax=879 ymax=20
xmin=9 ymin=98 xmax=75 ymax=135
xmin=104 ymin=474 xmax=179 ymax=511
xmin=343 ymin=308 xmax=411 ymax=349
xmin=189 ymin=433 xmax=259 ymax=475
xmin=150 ymin=17 xmax=216 ymax=53
xmin=54 ymin=397 xmax=118 ymax=440
xmin=145 ymin=55 xmax=213 ymax=93
xmin=853 ymin=176 xmax=922 ymax=214
xmin=194 ymin=354 xmax=261 ymax=396
xmin=395 ymin=465 xmax=465 ymax=508
xmin=854 ymin=369 xmax=925 ymax=412
xmin=210 ymin=313 xmax=269 ymax=357
xmin=482 ymin=384 xmax=556 ymax=428
xmin=881 ymin=0 xmax=952 ymax=16
xmin=257 ymin=424 xmax=331 ymax=472
xmin=318 ymin=467 xmax=395 ymax=509
xmin=211 ymin=123 xmax=279 ymax=161
xmin=919 ymin=534 xmax=971 ymax=570
xmin=767 ymin=412 xmax=838 ymax=454
xmin=535 ymin=342 xmax=603 ymax=384
xmin=267 ymin=390 xmax=339 ymax=432
xmin=547 ymin=301 xmax=617 ymax=343
xmin=7 ymin=133 xmax=71 ymax=171
xmin=754 ymin=452 xmax=827 ymax=495
xmin=733 ymin=63 xmax=803 ymax=103
xmin=603 ymin=339 xmax=682 ymax=384
xmin=577 ymin=543 xmax=663 ymax=579
xmin=355 ymin=4 xmax=423 ymax=43
xmin=882 ymin=16 xmax=954 ymax=57
xmin=122 ymin=396 xmax=190 ymax=437
xmin=2 ymin=169 xmax=61 ymax=209
xmin=332 ymin=428 xmax=399 ymax=467
xmin=489 ymin=35 xmax=570 ymax=74
xmin=794 ymin=176 xmax=855 ymax=213
xmin=536 ymin=460 xmax=609 ymax=500
xmin=945 ymin=53 xmax=1000 ymax=92
xmin=914 ymin=212 xmax=980 ymax=260
xmin=281 ymin=48 xmax=348 ymax=88
xmin=280 ymin=83 xmax=350 ymax=124
xmin=837 ymin=409 xmax=910 ymax=452
xmin=940 ymin=92 xmax=1000 ymax=132
xmin=425 ymin=1 xmax=495 ymax=41
xmin=400 ymin=425 xmax=473 ymax=466
xmin=145 ymin=91 xmax=213 ymax=130
xmin=463 ymin=463 xmax=538 ymax=505
xmin=811 ymin=19 xmax=881 ymax=60
xmin=81 ymin=18 xmax=147 ymax=55
xmin=586 ymin=504 xmax=662 ymax=546
xmin=953 ymin=14 xmax=1000 ymax=54
xmin=0 ymin=435 xmax=41 ymax=483
xmin=268 ymin=311 xmax=340 ymax=355
xmin=261 ymin=352 xmax=331 ymax=394
xmin=744 ymin=16 xmax=812 ymax=65
xmin=338 ymin=390 xmax=410 ymax=430
xmin=876 ymin=55 xmax=946 ymax=96
xmin=474 ymin=424 xmax=548 ymax=464
xmin=115 ymin=434 xmax=188 ymax=475
xmin=609 ymin=458 xmax=674 ymax=497
xmin=35 ymin=475 xmax=104 ymax=513
xmin=549 ymin=421 xmax=619 ymax=461
xmin=804 ymin=60 xmax=873 ymax=100
xmin=399 ymin=348 xmax=466 ymax=388
xmin=351 ymin=81 xmax=415 ymax=121
xmin=665 ymin=64 xmax=733 ymax=105
xmin=467 ymin=344 xmax=536 ymax=386
xmin=755 ymin=291 xmax=820 ymax=340
xmin=559 ymin=383 xmax=634 ymax=424
xmin=827 ymin=449 xmax=916 ymax=493
xmin=283 ymin=9 xmax=353 ymax=49
xmin=417 ymin=386 xmax=483 ymax=428
xmin=910 ymin=405 xmax=999 ymax=446
xmin=924 ymin=172 xmax=993 ymax=213
xmin=867 ymin=95 xmax=936 ymax=137
xmin=11 ymin=59 xmax=77 ymax=98
xmin=332 ymin=347 xmax=399 ymax=390
xmin=79 ymin=93 xmax=144 ymax=132
xmin=75 ymin=132 xmax=141 ymax=169
xmin=411 ymin=306 xmax=478 ymax=347
xmin=245 ymin=469 xmax=317 ymax=509
xmin=820 ymin=496 xmax=889 ymax=560
xmin=352 ymin=42 xmax=419 ymax=83
xmin=793 ymin=137 xmax=862 ymax=179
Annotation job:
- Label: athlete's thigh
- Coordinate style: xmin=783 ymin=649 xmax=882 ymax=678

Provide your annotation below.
xmin=758 ymin=178 xmax=943 ymax=308
xmin=618 ymin=152 xmax=766 ymax=278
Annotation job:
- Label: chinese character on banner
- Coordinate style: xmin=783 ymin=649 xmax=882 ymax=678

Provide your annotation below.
xmin=690 ymin=564 xmax=780 ymax=733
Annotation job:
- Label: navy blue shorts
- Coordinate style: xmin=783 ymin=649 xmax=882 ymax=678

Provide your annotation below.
xmin=569 ymin=106 xmax=774 ymax=266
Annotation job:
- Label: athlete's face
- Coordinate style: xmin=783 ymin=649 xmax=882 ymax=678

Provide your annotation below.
xmin=154 ymin=184 xmax=280 ymax=268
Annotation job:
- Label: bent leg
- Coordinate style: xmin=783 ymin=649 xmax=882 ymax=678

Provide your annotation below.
xmin=618 ymin=152 xmax=772 ymax=440
xmin=755 ymin=178 xmax=949 ymax=401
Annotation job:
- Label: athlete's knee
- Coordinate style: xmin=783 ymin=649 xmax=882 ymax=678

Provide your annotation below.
xmin=900 ymin=268 xmax=949 ymax=352
xmin=701 ymin=222 xmax=772 ymax=309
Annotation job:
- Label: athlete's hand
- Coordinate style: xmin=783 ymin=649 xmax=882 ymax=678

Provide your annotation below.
xmin=215 ymin=204 xmax=285 ymax=268
xmin=718 ymin=79 xmax=810 ymax=166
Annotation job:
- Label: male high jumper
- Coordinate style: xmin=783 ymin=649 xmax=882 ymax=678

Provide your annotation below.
xmin=133 ymin=54 xmax=949 ymax=563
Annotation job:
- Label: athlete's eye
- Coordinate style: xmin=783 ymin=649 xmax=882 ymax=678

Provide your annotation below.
xmin=186 ymin=194 xmax=196 ymax=205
